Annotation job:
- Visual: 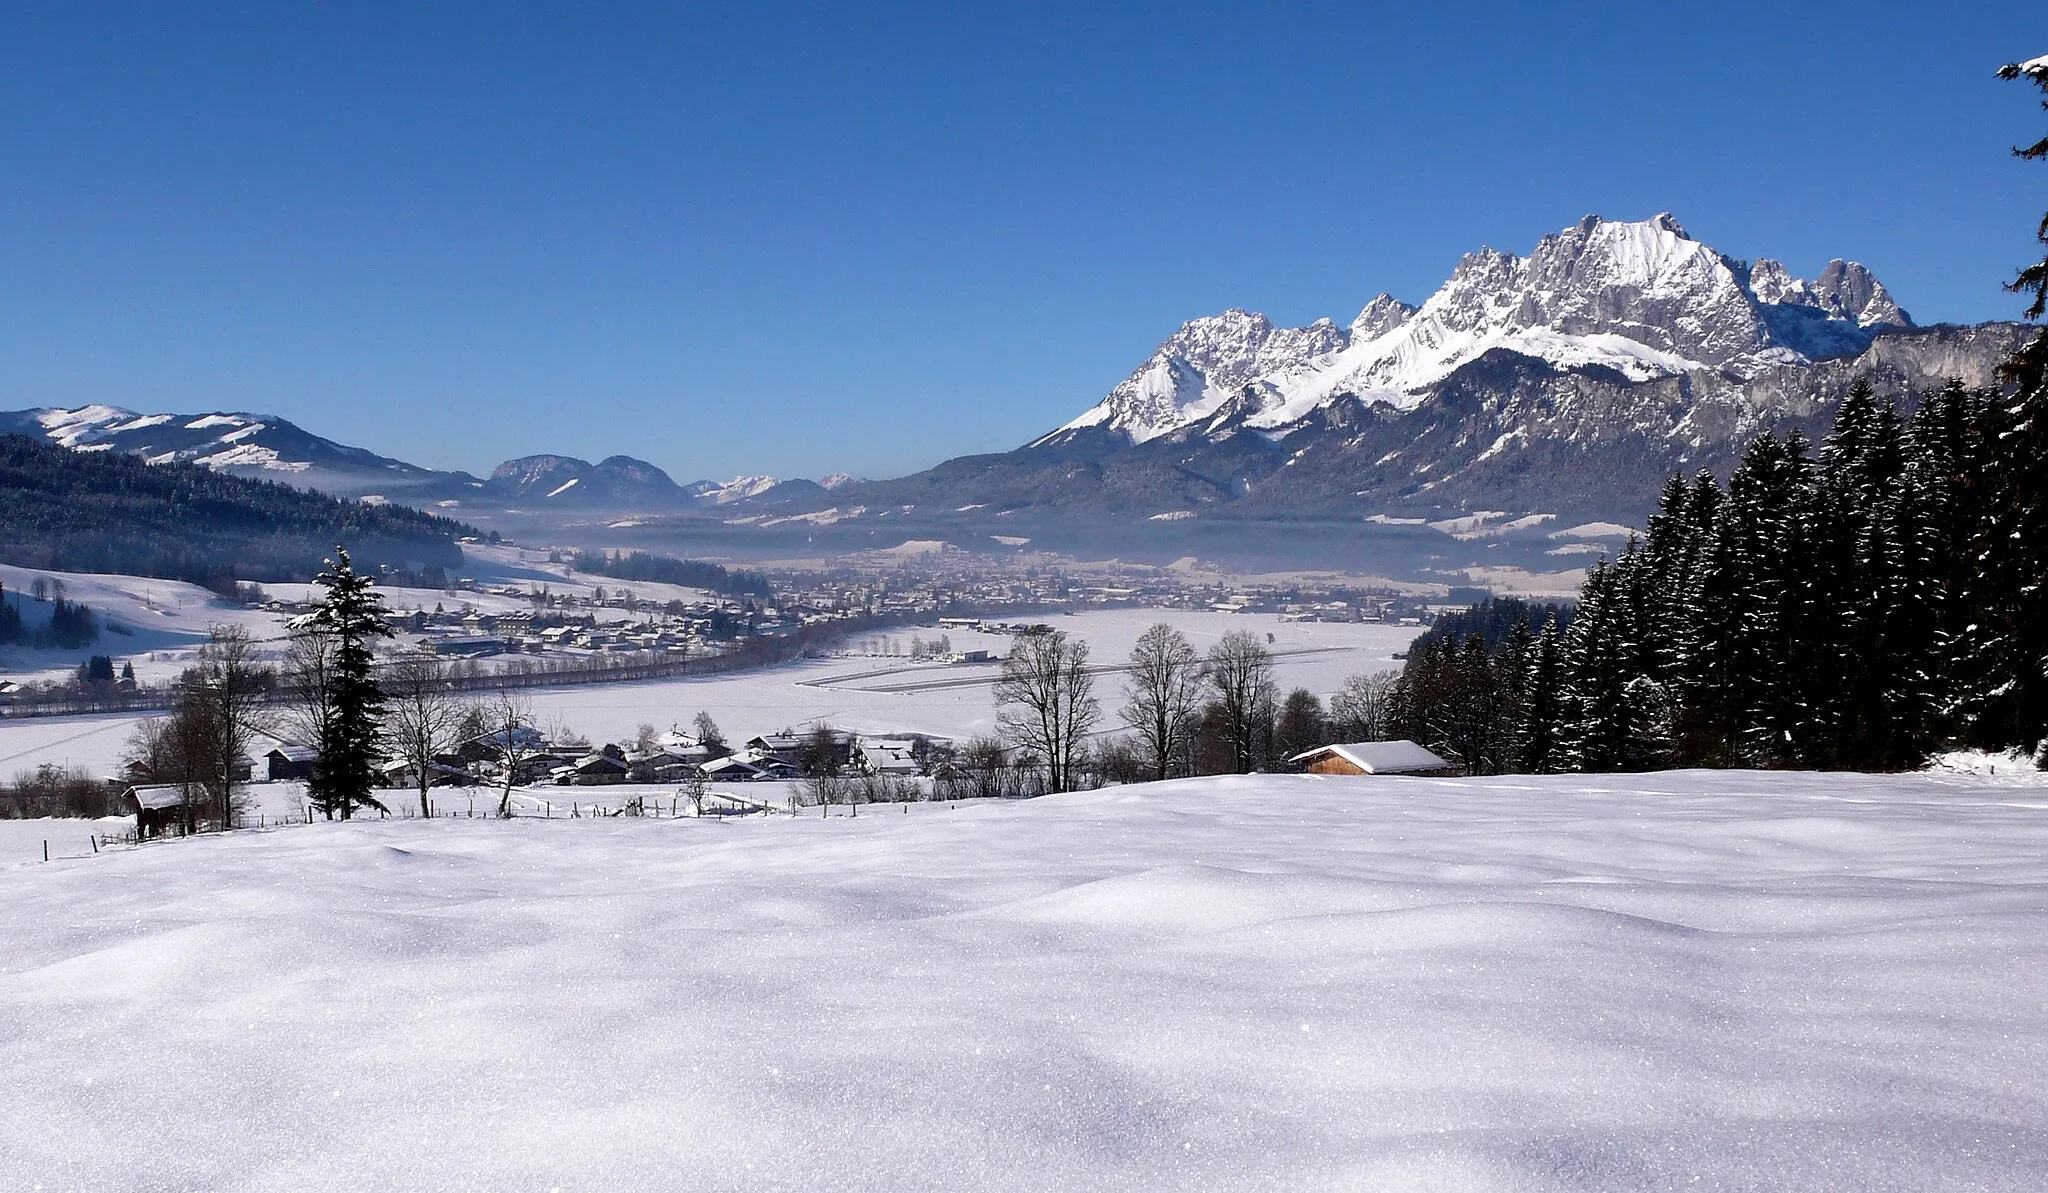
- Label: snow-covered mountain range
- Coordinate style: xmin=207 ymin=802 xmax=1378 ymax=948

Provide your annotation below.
xmin=0 ymin=405 xmax=802 ymax=513
xmin=0 ymin=213 xmax=2028 ymax=571
xmin=1043 ymin=214 xmax=1913 ymax=448
xmin=815 ymin=213 xmax=2020 ymax=539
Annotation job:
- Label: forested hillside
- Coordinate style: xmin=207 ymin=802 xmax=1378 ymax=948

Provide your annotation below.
xmin=1394 ymin=376 xmax=2047 ymax=772
xmin=0 ymin=434 xmax=472 ymax=589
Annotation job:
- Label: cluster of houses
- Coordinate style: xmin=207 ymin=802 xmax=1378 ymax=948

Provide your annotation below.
xmin=250 ymin=725 xmax=951 ymax=791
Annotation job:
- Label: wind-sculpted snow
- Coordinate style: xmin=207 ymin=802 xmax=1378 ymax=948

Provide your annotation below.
xmin=4 ymin=770 xmax=2045 ymax=1191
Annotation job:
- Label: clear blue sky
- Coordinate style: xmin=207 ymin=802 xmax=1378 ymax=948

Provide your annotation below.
xmin=2 ymin=3 xmax=2043 ymax=482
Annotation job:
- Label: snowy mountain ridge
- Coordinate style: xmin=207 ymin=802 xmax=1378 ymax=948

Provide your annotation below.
xmin=1 ymin=404 xmax=796 ymax=512
xmin=1044 ymin=214 xmax=1914 ymax=447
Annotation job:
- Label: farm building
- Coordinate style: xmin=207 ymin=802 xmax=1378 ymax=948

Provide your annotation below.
xmin=1288 ymin=740 xmax=1456 ymax=776
xmin=265 ymin=745 xmax=317 ymax=781
xmin=121 ymin=784 xmax=192 ymax=838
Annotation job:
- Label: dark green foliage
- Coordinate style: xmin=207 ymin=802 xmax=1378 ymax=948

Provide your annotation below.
xmin=0 ymin=582 xmax=20 ymax=645
xmin=1412 ymin=367 xmax=2044 ymax=774
xmin=1392 ymin=632 xmax=1529 ymax=775
xmin=41 ymin=598 xmax=98 ymax=650
xmin=1409 ymin=597 xmax=1571 ymax=657
xmin=571 ymin=550 xmax=772 ymax=598
xmin=0 ymin=434 xmax=469 ymax=586
xmin=303 ymin=548 xmax=394 ymax=819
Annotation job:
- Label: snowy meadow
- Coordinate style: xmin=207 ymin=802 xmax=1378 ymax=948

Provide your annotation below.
xmin=4 ymin=768 xmax=2045 ymax=1192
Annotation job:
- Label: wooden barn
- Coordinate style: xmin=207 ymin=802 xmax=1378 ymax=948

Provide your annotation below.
xmin=265 ymin=745 xmax=317 ymax=781
xmin=1288 ymin=740 xmax=1456 ymax=777
xmin=122 ymin=784 xmax=192 ymax=838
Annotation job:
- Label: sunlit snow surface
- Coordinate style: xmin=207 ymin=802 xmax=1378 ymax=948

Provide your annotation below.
xmin=4 ymin=769 xmax=2046 ymax=1190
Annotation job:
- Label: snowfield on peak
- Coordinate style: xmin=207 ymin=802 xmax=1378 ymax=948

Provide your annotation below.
xmin=3 ymin=768 xmax=2044 ymax=1191
xmin=1049 ymin=214 xmax=1916 ymax=447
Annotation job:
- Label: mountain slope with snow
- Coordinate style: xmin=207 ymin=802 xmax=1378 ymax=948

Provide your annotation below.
xmin=803 ymin=214 xmax=2020 ymax=555
xmin=1044 ymin=214 xmax=1917 ymax=448
xmin=0 ymin=405 xmax=809 ymax=516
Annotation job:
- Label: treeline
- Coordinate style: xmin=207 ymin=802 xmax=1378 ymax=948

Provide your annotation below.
xmin=1396 ymin=378 xmax=2047 ymax=773
xmin=0 ymin=581 xmax=100 ymax=650
xmin=570 ymin=550 xmax=773 ymax=599
xmin=0 ymin=434 xmax=473 ymax=589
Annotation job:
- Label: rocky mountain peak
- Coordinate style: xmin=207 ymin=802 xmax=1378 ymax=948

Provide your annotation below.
xmin=1749 ymin=258 xmax=1912 ymax=328
xmin=1043 ymin=214 xmax=1928 ymax=450
xmin=1350 ymin=294 xmax=1416 ymax=339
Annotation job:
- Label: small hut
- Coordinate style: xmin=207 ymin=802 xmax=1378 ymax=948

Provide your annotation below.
xmin=1288 ymin=740 xmax=1456 ymax=776
xmin=121 ymin=784 xmax=191 ymax=839
xmin=265 ymin=745 xmax=317 ymax=781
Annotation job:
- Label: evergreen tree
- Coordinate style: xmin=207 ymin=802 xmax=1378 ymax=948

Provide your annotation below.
xmin=300 ymin=547 xmax=393 ymax=819
xmin=0 ymin=580 xmax=20 ymax=646
xmin=1518 ymin=612 xmax=1566 ymax=772
xmin=1979 ymin=59 xmax=2048 ymax=757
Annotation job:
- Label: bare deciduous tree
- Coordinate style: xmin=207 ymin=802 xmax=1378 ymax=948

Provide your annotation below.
xmin=994 ymin=630 xmax=1099 ymax=794
xmin=188 ymin=624 xmax=272 ymax=829
xmin=278 ymin=626 xmax=338 ymax=775
xmin=384 ymin=655 xmax=465 ymax=817
xmin=1120 ymin=623 xmax=1204 ymax=782
xmin=1206 ymin=630 xmax=1278 ymax=774
xmin=1330 ymin=670 xmax=1400 ymax=742
xmin=484 ymin=693 xmax=541 ymax=817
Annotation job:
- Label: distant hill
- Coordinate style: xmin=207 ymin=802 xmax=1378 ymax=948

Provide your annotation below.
xmin=0 ymin=433 xmax=473 ymax=590
xmin=0 ymin=406 xmax=814 ymax=516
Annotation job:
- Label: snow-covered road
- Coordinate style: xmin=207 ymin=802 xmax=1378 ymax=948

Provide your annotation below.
xmin=4 ymin=769 xmax=2045 ymax=1191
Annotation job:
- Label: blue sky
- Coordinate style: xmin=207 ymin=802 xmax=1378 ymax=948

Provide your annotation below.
xmin=2 ymin=3 xmax=2043 ymax=482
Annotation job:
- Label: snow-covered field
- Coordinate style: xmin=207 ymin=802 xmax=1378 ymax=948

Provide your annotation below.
xmin=0 ymin=609 xmax=1415 ymax=775
xmin=4 ymin=768 xmax=2045 ymax=1191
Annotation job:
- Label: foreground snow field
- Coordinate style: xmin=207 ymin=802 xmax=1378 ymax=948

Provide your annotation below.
xmin=5 ymin=770 xmax=2046 ymax=1192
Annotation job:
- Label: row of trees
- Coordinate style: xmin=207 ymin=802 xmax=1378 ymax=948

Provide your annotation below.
xmin=0 ymin=579 xmax=100 ymax=649
xmin=1391 ymin=378 xmax=2047 ymax=774
xmin=991 ymin=624 xmax=1401 ymax=792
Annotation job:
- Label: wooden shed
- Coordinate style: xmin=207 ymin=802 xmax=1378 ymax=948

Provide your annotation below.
xmin=122 ymin=784 xmax=192 ymax=839
xmin=1288 ymin=740 xmax=1456 ymax=776
xmin=266 ymin=745 xmax=317 ymax=781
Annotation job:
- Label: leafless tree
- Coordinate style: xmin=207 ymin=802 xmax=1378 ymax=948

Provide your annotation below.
xmin=678 ymin=764 xmax=710 ymax=815
xmin=693 ymin=711 xmax=728 ymax=756
xmin=993 ymin=630 xmax=1099 ymax=794
xmin=801 ymin=724 xmax=844 ymax=815
xmin=1206 ymin=630 xmax=1278 ymax=774
xmin=177 ymin=625 xmax=272 ymax=829
xmin=1120 ymin=623 xmax=1205 ymax=782
xmin=384 ymin=655 xmax=465 ymax=817
xmin=123 ymin=702 xmax=218 ymax=833
xmin=278 ymin=625 xmax=339 ymax=769
xmin=1330 ymin=670 xmax=1400 ymax=742
xmin=484 ymin=692 xmax=542 ymax=817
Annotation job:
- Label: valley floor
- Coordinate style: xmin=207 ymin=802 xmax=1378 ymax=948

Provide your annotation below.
xmin=3 ymin=769 xmax=2045 ymax=1191
xmin=0 ymin=608 xmax=1417 ymax=776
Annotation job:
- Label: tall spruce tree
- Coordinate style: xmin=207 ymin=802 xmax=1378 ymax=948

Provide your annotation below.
xmin=1519 ymin=612 xmax=1567 ymax=772
xmin=1980 ymin=58 xmax=2048 ymax=758
xmin=300 ymin=547 xmax=393 ymax=819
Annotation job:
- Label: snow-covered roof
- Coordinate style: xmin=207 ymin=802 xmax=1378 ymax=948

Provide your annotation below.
xmin=125 ymin=784 xmax=190 ymax=810
xmin=1289 ymin=740 xmax=1453 ymax=774
xmin=267 ymin=745 xmax=317 ymax=763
